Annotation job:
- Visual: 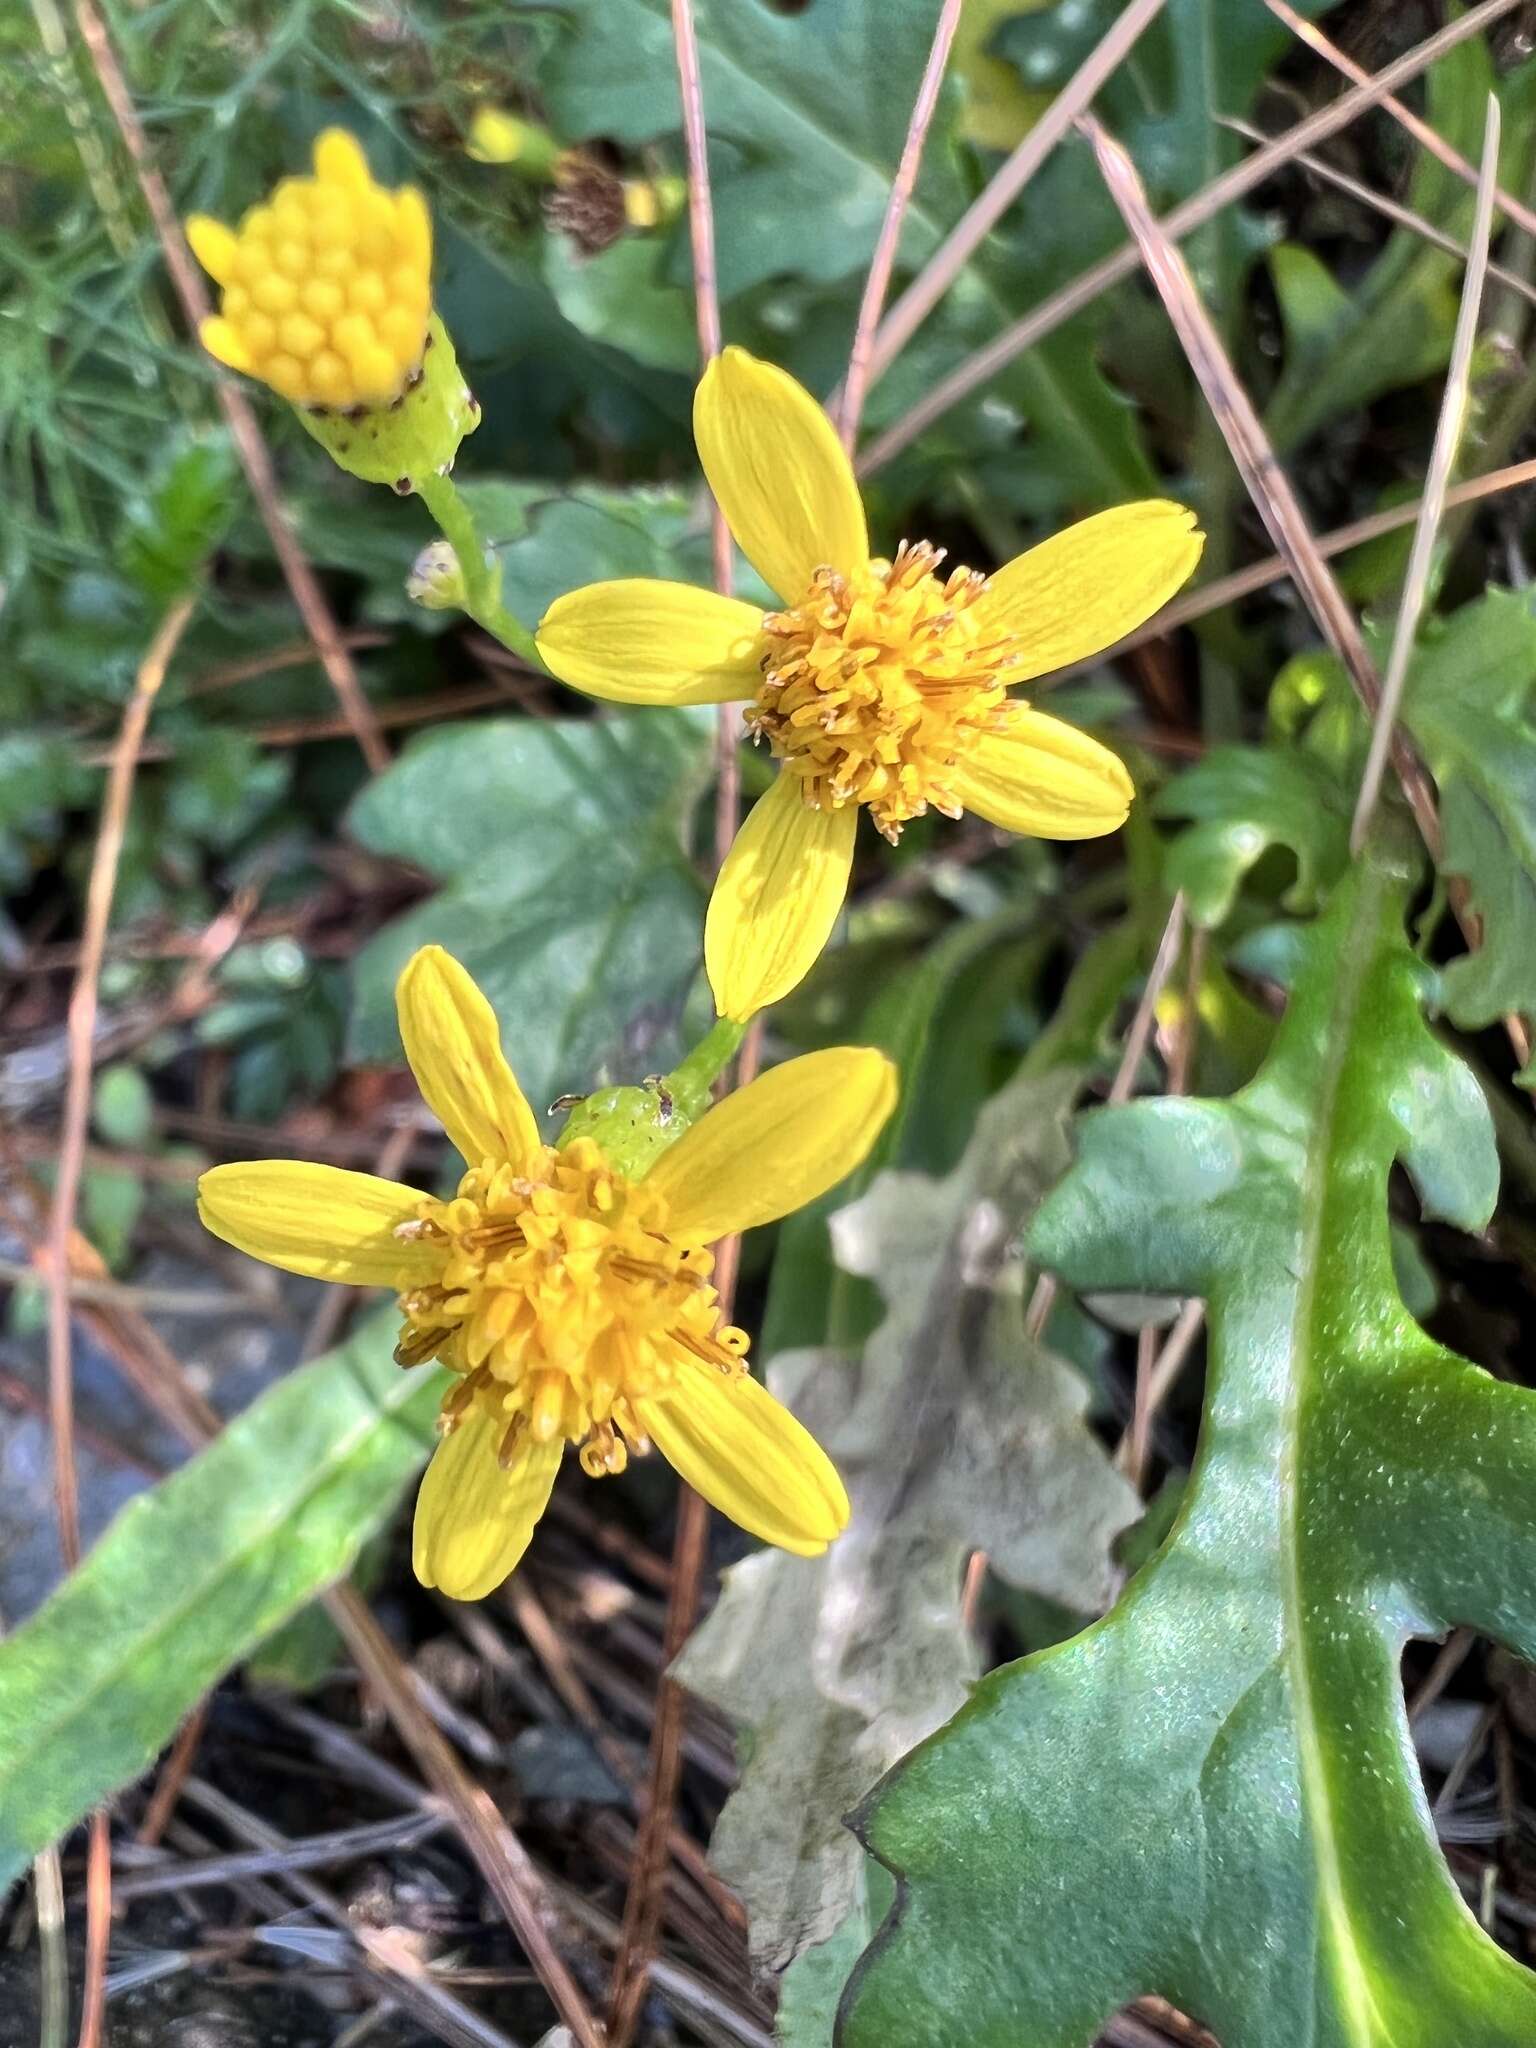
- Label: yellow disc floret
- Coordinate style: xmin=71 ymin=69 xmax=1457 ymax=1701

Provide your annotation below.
xmin=392 ymin=1136 xmax=748 ymax=1479
xmin=748 ymin=540 xmax=1028 ymax=841
xmin=188 ymin=129 xmax=432 ymax=410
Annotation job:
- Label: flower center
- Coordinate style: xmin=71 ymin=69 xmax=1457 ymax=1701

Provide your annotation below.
xmin=747 ymin=541 xmax=1025 ymax=840
xmin=392 ymin=1136 xmax=747 ymax=1477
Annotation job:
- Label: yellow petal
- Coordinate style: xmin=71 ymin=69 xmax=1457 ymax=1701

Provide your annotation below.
xmin=705 ymin=775 xmax=857 ymax=1021
xmin=197 ymin=1160 xmax=433 ymax=1285
xmin=313 ymin=127 xmax=371 ymax=191
xmin=954 ymin=705 xmax=1133 ymax=839
xmin=198 ymin=315 xmax=252 ymax=373
xmin=636 ymin=1356 xmax=849 ymax=1556
xmin=977 ymin=501 xmax=1203 ymax=683
xmin=186 ymin=215 xmax=239 ymax=286
xmin=694 ymin=347 xmax=868 ymax=604
xmin=396 ymin=946 xmax=541 ymax=1170
xmin=647 ymin=1045 xmax=897 ymax=1241
xmin=536 ymin=580 xmax=765 ymax=705
xmin=413 ymin=1413 xmax=562 ymax=1599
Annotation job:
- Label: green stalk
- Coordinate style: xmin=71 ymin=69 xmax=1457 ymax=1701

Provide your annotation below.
xmin=664 ymin=1014 xmax=749 ymax=1119
xmin=414 ymin=469 xmax=542 ymax=667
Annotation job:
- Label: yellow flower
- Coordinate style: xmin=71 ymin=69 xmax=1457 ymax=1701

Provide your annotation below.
xmin=187 ymin=129 xmax=432 ymax=409
xmin=536 ymin=347 xmax=1204 ymax=1020
xmin=197 ymin=947 xmax=895 ymax=1600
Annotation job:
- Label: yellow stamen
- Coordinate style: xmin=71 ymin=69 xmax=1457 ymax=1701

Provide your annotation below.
xmin=393 ymin=1136 xmax=746 ymax=1481
xmin=749 ymin=540 xmax=1027 ymax=840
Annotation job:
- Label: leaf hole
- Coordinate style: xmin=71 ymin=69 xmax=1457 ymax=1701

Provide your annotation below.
xmin=1401 ymin=1630 xmax=1533 ymax=1956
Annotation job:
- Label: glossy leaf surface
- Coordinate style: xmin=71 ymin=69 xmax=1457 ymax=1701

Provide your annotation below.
xmin=842 ymin=855 xmax=1536 ymax=2047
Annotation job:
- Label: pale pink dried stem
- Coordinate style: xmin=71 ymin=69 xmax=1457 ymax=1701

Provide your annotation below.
xmin=45 ymin=591 xmax=195 ymax=2048
xmin=1352 ymin=97 xmax=1502 ymax=853
xmin=866 ymin=0 xmax=1168 ymax=388
xmin=839 ymin=0 xmax=966 ymax=449
xmin=608 ymin=5 xmax=750 ymax=2040
xmin=1220 ymin=113 xmax=1536 ymax=312
xmin=1265 ymin=0 xmax=1536 ymax=245
xmin=858 ymin=0 xmax=1525 ymax=475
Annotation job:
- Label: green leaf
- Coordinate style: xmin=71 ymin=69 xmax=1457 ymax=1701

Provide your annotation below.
xmin=1155 ymin=743 xmax=1352 ymax=928
xmin=842 ymin=854 xmax=1536 ymax=2047
xmin=1263 ymin=29 xmax=1536 ymax=451
xmin=347 ymin=711 xmax=713 ymax=1115
xmin=676 ymin=1064 xmax=1136 ymax=1976
xmin=0 ymin=1313 xmax=437 ymax=1885
xmin=1399 ymin=589 xmax=1536 ymax=1067
xmin=115 ymin=432 xmax=239 ymax=602
xmin=514 ymin=0 xmax=1154 ymax=505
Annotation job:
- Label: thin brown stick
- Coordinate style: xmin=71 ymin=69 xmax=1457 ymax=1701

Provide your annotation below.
xmin=866 ymin=0 xmax=1168 ymax=386
xmin=136 ymin=1697 xmax=212 ymax=1847
xmin=326 ymin=1585 xmax=607 ymax=2048
xmin=859 ymin=0 xmax=1526 ymax=474
xmin=45 ymin=596 xmax=194 ymax=1571
xmin=70 ymin=0 xmax=390 ymax=776
xmin=1353 ymin=97 xmax=1501 ymax=853
xmin=839 ymin=0 xmax=966 ymax=448
xmin=1263 ymin=0 xmax=1536 ymax=246
xmin=1081 ymin=114 xmax=1444 ymax=852
xmin=607 ymin=8 xmax=747 ymax=2039
xmin=43 ymin=596 xmax=192 ymax=2048
xmin=1218 ymin=114 xmax=1536 ymax=313
xmin=1090 ymin=458 xmax=1536 ymax=666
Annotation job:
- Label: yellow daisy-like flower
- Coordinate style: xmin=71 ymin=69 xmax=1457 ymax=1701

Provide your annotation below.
xmin=536 ymin=348 xmax=1204 ymax=1020
xmin=197 ymin=947 xmax=895 ymax=1600
xmin=187 ymin=128 xmax=432 ymax=409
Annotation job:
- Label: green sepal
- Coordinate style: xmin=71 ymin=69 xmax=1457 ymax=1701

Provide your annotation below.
xmin=555 ymin=1015 xmax=747 ymax=1179
xmin=296 ymin=314 xmax=480 ymax=489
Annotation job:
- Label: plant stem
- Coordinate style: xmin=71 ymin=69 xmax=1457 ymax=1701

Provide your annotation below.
xmin=415 ymin=470 xmax=542 ymax=668
xmin=664 ymin=1014 xmax=748 ymax=1119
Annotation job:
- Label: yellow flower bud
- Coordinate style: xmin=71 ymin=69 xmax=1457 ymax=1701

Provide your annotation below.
xmin=189 ymin=129 xmax=431 ymax=412
xmin=187 ymin=130 xmax=480 ymax=488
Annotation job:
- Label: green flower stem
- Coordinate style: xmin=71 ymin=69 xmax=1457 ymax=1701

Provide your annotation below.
xmin=664 ymin=1014 xmax=749 ymax=1120
xmin=414 ymin=469 xmax=542 ymax=668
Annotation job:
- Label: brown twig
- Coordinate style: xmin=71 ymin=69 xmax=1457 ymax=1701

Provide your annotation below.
xmin=1081 ymin=115 xmax=1444 ymax=850
xmin=1263 ymin=0 xmax=1536 ymax=246
xmin=1219 ymin=112 xmax=1536 ymax=311
xmin=326 ymin=1586 xmax=606 ymax=2048
xmin=70 ymin=0 xmax=390 ymax=776
xmin=858 ymin=0 xmax=1526 ymax=474
xmin=136 ymin=1698 xmax=212 ymax=1848
xmin=1352 ymin=97 xmax=1501 ymax=854
xmin=838 ymin=0 xmax=966 ymax=449
xmin=42 ymin=595 xmax=192 ymax=2048
xmin=865 ymin=0 xmax=1168 ymax=388
xmin=1083 ymin=457 xmax=1536 ymax=669
xmin=608 ymin=10 xmax=753 ymax=2038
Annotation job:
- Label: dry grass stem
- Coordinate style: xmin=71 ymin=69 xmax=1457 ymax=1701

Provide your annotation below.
xmin=839 ymin=0 xmax=966 ymax=448
xmin=1219 ymin=114 xmax=1536 ymax=312
xmin=1082 ymin=114 xmax=1445 ymax=856
xmin=859 ymin=0 xmax=1525 ymax=474
xmin=1264 ymin=0 xmax=1536 ymax=245
xmin=1352 ymin=97 xmax=1502 ymax=854
xmin=865 ymin=0 xmax=1168 ymax=386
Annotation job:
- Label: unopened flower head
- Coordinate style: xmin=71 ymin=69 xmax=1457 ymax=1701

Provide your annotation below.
xmin=188 ymin=129 xmax=431 ymax=410
xmin=197 ymin=947 xmax=895 ymax=1600
xmin=535 ymin=347 xmax=1203 ymax=1020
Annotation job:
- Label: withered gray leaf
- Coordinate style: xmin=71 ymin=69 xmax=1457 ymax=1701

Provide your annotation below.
xmin=675 ymin=1065 xmax=1138 ymax=1976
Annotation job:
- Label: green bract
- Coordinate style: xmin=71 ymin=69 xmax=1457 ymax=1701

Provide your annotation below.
xmin=298 ymin=314 xmax=480 ymax=489
xmin=842 ymin=852 xmax=1536 ymax=2047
